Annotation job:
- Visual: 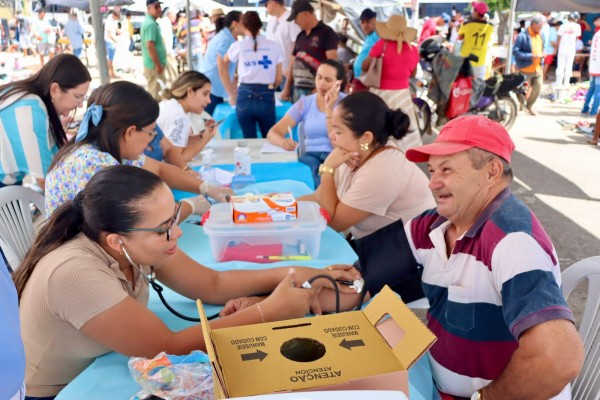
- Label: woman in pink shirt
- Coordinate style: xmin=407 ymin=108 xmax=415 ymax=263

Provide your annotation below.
xmin=362 ymin=14 xmax=421 ymax=151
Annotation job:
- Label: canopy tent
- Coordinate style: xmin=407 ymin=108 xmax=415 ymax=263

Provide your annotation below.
xmin=515 ymin=0 xmax=599 ymax=13
xmin=45 ymin=0 xmax=133 ymax=8
xmin=320 ymin=0 xmax=406 ymax=41
xmin=123 ymin=0 xmax=230 ymax=14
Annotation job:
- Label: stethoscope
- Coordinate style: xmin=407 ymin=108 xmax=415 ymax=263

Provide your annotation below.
xmin=119 ymin=242 xmax=368 ymax=322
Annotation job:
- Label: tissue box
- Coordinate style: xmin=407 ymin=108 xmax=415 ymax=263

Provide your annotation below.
xmin=231 ymin=193 xmax=297 ymax=224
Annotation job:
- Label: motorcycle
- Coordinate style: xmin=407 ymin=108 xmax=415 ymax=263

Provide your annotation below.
xmin=412 ymin=37 xmax=526 ymax=134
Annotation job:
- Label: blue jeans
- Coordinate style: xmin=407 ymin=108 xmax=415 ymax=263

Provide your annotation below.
xmin=299 ymin=151 xmax=330 ymax=188
xmin=583 ymin=76 xmax=600 ymax=115
xmin=205 ymin=93 xmax=224 ymax=116
xmin=105 ymin=42 xmax=115 ymax=61
xmin=25 ymin=397 xmax=55 ymax=400
xmin=236 ymin=84 xmax=276 ymax=139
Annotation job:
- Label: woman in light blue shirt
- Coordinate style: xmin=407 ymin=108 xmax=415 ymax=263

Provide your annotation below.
xmin=200 ymin=11 xmax=242 ymax=115
xmin=266 ymin=60 xmax=346 ymax=187
xmin=0 ymin=54 xmax=91 ymax=189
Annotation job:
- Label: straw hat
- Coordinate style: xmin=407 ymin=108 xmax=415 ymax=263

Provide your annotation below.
xmin=375 ymin=15 xmax=417 ymax=53
xmin=211 ymin=8 xmax=225 ymax=17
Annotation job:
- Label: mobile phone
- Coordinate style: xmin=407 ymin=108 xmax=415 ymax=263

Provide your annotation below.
xmin=212 ymin=118 xmax=226 ymax=128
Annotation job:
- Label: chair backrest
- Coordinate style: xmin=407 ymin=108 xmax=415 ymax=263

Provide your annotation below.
xmin=562 ymin=256 xmax=600 ymax=400
xmin=0 ymin=186 xmax=45 ymax=271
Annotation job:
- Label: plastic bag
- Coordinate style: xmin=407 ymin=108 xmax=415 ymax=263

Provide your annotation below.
xmin=128 ymin=350 xmax=213 ymax=400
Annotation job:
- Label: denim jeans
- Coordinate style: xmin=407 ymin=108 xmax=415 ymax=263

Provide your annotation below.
xmin=25 ymin=396 xmax=55 ymax=400
xmin=205 ymin=93 xmax=224 ymax=116
xmin=236 ymin=84 xmax=276 ymax=139
xmin=299 ymin=151 xmax=330 ymax=188
xmin=583 ymin=76 xmax=600 ymax=116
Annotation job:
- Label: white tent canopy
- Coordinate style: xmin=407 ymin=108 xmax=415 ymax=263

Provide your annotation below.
xmin=515 ymin=0 xmax=599 ymax=13
xmin=124 ymin=0 xmax=230 ymax=13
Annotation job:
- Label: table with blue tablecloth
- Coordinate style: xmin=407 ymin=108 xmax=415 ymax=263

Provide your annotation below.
xmin=213 ymin=102 xmax=297 ymax=140
xmin=56 ymin=178 xmax=439 ymax=400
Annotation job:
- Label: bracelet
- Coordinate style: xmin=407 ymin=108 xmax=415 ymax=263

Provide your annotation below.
xmin=180 ymin=199 xmax=194 ymax=214
xmin=199 ymin=181 xmax=210 ymax=196
xmin=318 ymin=164 xmax=336 ymax=176
xmin=256 ymin=303 xmax=266 ymax=323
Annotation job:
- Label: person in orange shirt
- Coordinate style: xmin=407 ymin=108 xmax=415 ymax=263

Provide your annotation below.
xmin=513 ymin=14 xmax=545 ymax=115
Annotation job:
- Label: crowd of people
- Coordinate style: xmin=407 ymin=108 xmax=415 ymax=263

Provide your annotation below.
xmin=0 ymin=1 xmax=594 ymax=399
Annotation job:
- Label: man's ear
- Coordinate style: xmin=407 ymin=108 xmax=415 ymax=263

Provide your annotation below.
xmin=487 ymin=158 xmax=504 ymax=182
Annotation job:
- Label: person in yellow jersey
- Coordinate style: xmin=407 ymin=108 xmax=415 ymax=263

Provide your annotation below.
xmin=458 ymin=1 xmax=493 ymax=80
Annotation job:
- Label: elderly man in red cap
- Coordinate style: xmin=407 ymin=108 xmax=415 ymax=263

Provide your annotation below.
xmin=403 ymin=115 xmax=583 ymax=400
xmin=458 ymin=2 xmax=493 ymax=80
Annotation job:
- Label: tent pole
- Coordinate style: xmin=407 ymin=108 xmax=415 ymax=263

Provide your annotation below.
xmin=411 ymin=0 xmax=419 ymax=29
xmin=90 ymin=0 xmax=110 ymax=85
xmin=186 ymin=0 xmax=192 ymax=70
xmin=505 ymin=0 xmax=517 ymax=74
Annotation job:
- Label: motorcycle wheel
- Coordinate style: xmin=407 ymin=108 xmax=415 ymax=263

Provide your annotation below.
xmin=490 ymin=96 xmax=518 ymax=131
xmin=412 ymin=98 xmax=432 ymax=136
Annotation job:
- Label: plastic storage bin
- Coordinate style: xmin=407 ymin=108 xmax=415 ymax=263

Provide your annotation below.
xmin=203 ymin=201 xmax=327 ymax=261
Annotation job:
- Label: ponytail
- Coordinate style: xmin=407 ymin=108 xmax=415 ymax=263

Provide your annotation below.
xmin=241 ymin=11 xmax=262 ymax=52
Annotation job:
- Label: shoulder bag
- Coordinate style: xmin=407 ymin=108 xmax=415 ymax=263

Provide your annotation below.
xmin=357 ymin=41 xmax=387 ymax=89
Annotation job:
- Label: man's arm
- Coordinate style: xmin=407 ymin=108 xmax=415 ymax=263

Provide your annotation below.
xmin=325 ymin=49 xmax=337 ymax=60
xmin=145 ymin=40 xmax=164 ymax=73
xmin=481 ymin=318 xmax=583 ymax=400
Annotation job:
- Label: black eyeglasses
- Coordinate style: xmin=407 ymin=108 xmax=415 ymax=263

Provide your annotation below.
xmin=123 ymin=202 xmax=182 ymax=241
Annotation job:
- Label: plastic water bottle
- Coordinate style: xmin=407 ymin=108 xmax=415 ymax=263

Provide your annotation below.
xmin=234 ymin=140 xmax=251 ymax=176
xmin=200 ymin=149 xmax=218 ymax=185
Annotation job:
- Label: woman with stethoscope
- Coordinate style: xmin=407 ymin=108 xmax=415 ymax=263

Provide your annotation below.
xmin=218 ymin=11 xmax=283 ymax=139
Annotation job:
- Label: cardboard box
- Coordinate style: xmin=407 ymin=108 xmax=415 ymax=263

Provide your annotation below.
xmin=231 ymin=193 xmax=298 ymax=224
xmin=197 ymin=286 xmax=436 ymax=399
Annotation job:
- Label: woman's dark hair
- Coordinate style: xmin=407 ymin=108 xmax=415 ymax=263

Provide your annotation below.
xmin=337 ymin=92 xmax=411 ymax=146
xmin=0 ymin=54 xmax=91 ymax=149
xmin=242 ymin=11 xmax=262 ymax=52
xmin=13 ymin=165 xmax=164 ymax=300
xmin=49 ymin=81 xmax=159 ymax=170
xmin=216 ymin=10 xmax=241 ymax=33
xmin=319 ymin=59 xmax=347 ymax=92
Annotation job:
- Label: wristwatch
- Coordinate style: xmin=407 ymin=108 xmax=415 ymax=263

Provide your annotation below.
xmin=471 ymin=389 xmax=484 ymax=400
xmin=318 ymin=164 xmax=336 ymax=176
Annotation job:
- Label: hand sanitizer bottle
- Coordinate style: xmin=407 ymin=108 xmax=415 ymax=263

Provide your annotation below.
xmin=234 ymin=140 xmax=251 ymax=176
xmin=200 ymin=149 xmax=218 ymax=185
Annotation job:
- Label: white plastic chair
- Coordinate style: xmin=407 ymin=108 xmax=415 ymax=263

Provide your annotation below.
xmin=0 ymin=186 xmax=44 ymax=271
xmin=562 ymin=256 xmax=600 ymax=400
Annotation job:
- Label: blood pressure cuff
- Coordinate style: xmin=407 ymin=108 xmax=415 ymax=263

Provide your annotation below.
xmin=348 ymin=218 xmax=425 ymax=303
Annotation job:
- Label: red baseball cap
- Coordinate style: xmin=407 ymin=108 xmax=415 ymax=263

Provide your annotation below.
xmin=471 ymin=1 xmax=489 ymax=15
xmin=405 ymin=115 xmax=515 ymax=163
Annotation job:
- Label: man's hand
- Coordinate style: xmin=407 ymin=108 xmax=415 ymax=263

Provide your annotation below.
xmin=219 ymin=296 xmax=262 ymax=317
xmin=156 ymin=63 xmax=164 ymax=74
xmin=280 ymin=86 xmax=291 ymax=101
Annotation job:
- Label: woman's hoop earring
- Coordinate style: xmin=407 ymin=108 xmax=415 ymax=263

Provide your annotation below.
xmin=360 ymin=142 xmax=370 ymax=152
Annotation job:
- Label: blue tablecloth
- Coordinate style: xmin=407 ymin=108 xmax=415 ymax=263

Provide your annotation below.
xmin=172 ymin=163 xmax=315 ymax=202
xmin=56 ymin=180 xmax=438 ymax=400
xmin=213 ymin=102 xmax=297 ymax=140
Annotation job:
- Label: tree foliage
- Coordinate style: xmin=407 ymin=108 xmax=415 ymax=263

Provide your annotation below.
xmin=485 ymin=0 xmax=512 ymax=12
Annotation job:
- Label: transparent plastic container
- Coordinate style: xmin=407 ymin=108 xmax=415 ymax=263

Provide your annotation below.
xmin=203 ymin=201 xmax=327 ymax=261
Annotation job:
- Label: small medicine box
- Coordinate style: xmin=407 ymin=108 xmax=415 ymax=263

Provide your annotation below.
xmin=203 ymin=201 xmax=327 ymax=262
xmin=231 ymin=192 xmax=297 ymax=224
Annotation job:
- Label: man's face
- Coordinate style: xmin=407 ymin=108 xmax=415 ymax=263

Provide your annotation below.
xmin=294 ymin=11 xmax=310 ymax=30
xmin=148 ymin=2 xmax=162 ymax=18
xmin=264 ymin=0 xmax=277 ymax=16
xmin=427 ymin=151 xmax=492 ymax=226
xmin=360 ymin=18 xmax=376 ymax=35
xmin=530 ymin=21 xmax=542 ymax=34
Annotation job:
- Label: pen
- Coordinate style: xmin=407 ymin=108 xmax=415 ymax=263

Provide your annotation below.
xmin=287 ymin=126 xmax=293 ymax=139
xmin=336 ymin=280 xmax=354 ymax=286
xmin=256 ymin=255 xmax=312 ymax=261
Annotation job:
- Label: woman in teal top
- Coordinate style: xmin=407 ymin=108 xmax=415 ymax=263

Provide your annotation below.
xmin=0 ymin=54 xmax=91 ymax=189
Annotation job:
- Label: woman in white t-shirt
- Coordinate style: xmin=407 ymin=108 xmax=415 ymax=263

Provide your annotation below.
xmin=218 ymin=11 xmax=283 ymax=139
xmin=157 ymin=71 xmax=217 ymax=168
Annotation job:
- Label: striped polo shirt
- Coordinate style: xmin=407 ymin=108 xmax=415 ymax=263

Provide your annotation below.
xmin=0 ymin=93 xmax=57 ymax=185
xmin=405 ymin=188 xmax=574 ymax=398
